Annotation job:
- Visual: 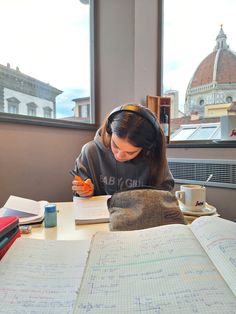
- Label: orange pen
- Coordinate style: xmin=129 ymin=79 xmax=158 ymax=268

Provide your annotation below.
xmin=70 ymin=170 xmax=92 ymax=193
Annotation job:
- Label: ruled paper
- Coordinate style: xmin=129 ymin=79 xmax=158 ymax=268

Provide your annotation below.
xmin=0 ymin=238 xmax=90 ymax=314
xmin=73 ymin=195 xmax=110 ymax=224
xmin=191 ymin=216 xmax=236 ymax=296
xmin=73 ymin=221 xmax=236 ymax=313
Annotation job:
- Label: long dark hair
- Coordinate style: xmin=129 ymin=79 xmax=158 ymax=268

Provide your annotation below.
xmin=100 ymin=105 xmax=167 ymax=185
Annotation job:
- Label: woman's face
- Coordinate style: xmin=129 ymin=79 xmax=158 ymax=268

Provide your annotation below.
xmin=110 ymin=134 xmax=142 ymax=162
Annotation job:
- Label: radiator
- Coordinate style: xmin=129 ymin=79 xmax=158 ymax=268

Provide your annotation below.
xmin=168 ymin=158 xmax=236 ymax=189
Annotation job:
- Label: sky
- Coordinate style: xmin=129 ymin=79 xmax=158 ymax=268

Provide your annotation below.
xmin=0 ymin=0 xmax=90 ymax=118
xmin=163 ymin=0 xmax=236 ymax=111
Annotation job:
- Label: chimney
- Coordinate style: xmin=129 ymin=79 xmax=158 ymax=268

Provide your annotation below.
xmin=190 ymin=110 xmax=199 ymax=121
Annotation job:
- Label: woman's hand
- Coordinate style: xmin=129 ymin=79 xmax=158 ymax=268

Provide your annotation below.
xmin=72 ymin=178 xmax=94 ymax=197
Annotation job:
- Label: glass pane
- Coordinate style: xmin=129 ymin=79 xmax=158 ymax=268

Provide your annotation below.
xmin=171 ymin=127 xmax=196 ymax=141
xmin=212 ymin=127 xmax=221 ymax=139
xmin=0 ymin=0 xmax=93 ymax=123
xmin=164 ymin=0 xmax=236 ymax=141
xmin=189 ymin=127 xmax=217 ymax=140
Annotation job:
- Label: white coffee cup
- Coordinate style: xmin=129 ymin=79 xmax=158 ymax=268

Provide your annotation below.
xmin=175 ymin=184 xmax=206 ymax=212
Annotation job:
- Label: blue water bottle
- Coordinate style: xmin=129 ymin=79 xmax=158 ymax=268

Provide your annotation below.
xmin=44 ymin=204 xmax=57 ymax=228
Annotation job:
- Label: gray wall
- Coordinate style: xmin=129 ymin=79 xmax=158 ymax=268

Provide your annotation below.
xmin=0 ymin=122 xmax=95 ymax=205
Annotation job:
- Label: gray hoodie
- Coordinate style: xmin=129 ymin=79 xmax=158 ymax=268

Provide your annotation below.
xmin=74 ymin=131 xmax=174 ymax=195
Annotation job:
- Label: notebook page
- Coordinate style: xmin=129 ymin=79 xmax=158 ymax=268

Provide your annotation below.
xmin=73 ymin=224 xmax=236 ymax=313
xmin=73 ymin=195 xmax=110 ymax=223
xmin=0 ymin=238 xmax=90 ymax=314
xmin=3 ymin=195 xmax=45 ymax=215
xmin=1 ymin=196 xmax=48 ymax=225
xmin=191 ymin=216 xmax=236 ymax=296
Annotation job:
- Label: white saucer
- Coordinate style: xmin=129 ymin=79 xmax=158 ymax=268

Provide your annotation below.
xmin=178 ymin=202 xmax=217 ymax=216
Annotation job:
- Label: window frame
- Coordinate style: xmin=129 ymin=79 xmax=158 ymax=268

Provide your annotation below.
xmin=0 ymin=0 xmax=96 ymax=130
xmin=0 ymin=111 xmax=97 ymax=130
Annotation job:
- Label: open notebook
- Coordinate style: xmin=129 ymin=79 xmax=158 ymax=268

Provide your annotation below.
xmin=73 ymin=216 xmax=236 ymax=313
xmin=0 ymin=238 xmax=91 ymax=313
xmin=0 ymin=195 xmax=47 ymax=225
xmin=0 ymin=216 xmax=235 ymax=313
xmin=73 ymin=195 xmax=111 ymax=225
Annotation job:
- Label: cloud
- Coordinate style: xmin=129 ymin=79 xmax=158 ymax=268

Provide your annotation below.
xmin=56 ymin=88 xmax=89 ymax=118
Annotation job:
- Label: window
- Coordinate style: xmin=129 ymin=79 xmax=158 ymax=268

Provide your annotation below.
xmin=171 ymin=123 xmax=221 ymax=141
xmin=27 ymin=102 xmax=37 ymax=117
xmin=226 ymin=96 xmax=233 ymax=103
xmin=7 ymin=97 xmax=20 ymax=114
xmin=163 ymin=0 xmax=236 ymax=142
xmin=43 ymin=107 xmax=53 ymax=119
xmin=199 ymin=100 xmax=204 ymax=106
xmin=0 ymin=0 xmax=94 ymax=126
xmin=80 ymin=105 xmax=89 ymax=118
xmin=171 ymin=127 xmax=198 ymax=141
xmin=8 ymin=104 xmax=18 ymax=114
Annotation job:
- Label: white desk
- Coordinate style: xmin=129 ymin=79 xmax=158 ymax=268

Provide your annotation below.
xmin=19 ymin=201 xmax=219 ymax=239
xmin=21 ymin=202 xmax=109 ymax=240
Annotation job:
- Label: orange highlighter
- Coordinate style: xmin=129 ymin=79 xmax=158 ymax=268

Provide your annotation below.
xmin=70 ymin=170 xmax=92 ymax=193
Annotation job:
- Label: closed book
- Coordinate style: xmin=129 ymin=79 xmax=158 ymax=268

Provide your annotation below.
xmin=0 ymin=216 xmax=21 ymax=259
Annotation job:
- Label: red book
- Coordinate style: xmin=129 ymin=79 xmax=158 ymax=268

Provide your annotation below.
xmin=0 ymin=216 xmax=21 ymax=260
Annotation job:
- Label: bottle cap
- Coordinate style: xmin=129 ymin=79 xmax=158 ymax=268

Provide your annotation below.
xmin=45 ymin=204 xmax=56 ymax=213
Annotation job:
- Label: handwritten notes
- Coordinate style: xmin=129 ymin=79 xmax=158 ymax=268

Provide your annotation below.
xmin=191 ymin=216 xmax=236 ymax=296
xmin=0 ymin=238 xmax=90 ymax=313
xmin=73 ymin=195 xmax=111 ymax=224
xmin=1 ymin=217 xmax=235 ymax=313
xmin=74 ymin=219 xmax=236 ymax=313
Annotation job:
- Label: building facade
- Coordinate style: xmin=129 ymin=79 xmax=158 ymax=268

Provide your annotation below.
xmin=0 ymin=63 xmax=62 ymax=118
xmin=72 ymin=97 xmax=90 ymax=123
xmin=164 ymin=90 xmax=179 ymax=119
xmin=185 ymin=26 xmax=236 ymax=117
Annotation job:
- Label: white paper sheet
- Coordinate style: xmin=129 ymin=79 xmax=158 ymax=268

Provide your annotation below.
xmin=73 ymin=195 xmax=111 ymax=224
xmin=0 ymin=238 xmax=91 ymax=314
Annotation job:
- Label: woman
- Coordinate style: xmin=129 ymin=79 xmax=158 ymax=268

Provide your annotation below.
xmin=72 ymin=104 xmax=174 ymax=197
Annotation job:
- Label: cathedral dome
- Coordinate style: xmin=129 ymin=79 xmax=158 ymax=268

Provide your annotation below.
xmin=191 ymin=47 xmax=236 ymax=88
xmin=185 ymin=26 xmax=236 ymax=117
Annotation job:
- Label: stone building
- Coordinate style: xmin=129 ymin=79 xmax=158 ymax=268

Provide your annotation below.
xmin=72 ymin=97 xmax=90 ymax=122
xmin=185 ymin=26 xmax=236 ymax=117
xmin=0 ymin=63 xmax=62 ymax=118
xmin=164 ymin=90 xmax=179 ymax=119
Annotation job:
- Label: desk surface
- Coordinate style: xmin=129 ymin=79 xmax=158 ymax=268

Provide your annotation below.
xmin=21 ymin=202 xmax=109 ymax=240
xmin=20 ymin=202 xmax=219 ymax=240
